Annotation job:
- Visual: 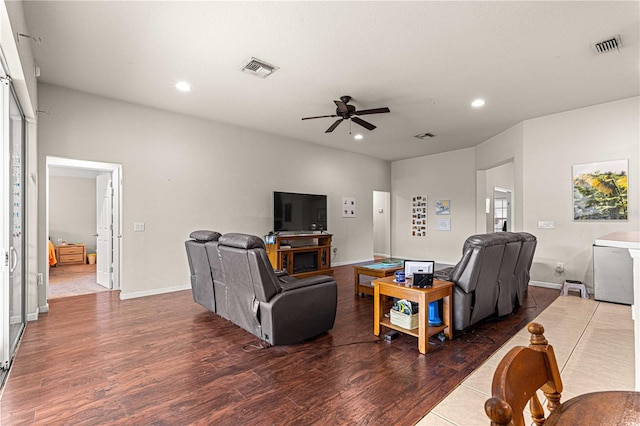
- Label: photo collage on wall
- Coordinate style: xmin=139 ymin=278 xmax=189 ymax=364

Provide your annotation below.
xmin=411 ymin=195 xmax=427 ymax=237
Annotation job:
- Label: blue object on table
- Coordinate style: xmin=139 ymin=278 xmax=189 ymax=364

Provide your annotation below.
xmin=428 ymin=301 xmax=442 ymax=326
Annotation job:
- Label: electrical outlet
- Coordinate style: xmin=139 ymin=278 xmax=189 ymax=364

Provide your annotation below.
xmin=555 ymin=262 xmax=565 ymax=273
xmin=333 ymin=247 xmax=338 ymax=254
xmin=134 ymin=222 xmax=145 ymax=232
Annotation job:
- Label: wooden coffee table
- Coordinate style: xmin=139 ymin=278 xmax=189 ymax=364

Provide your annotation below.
xmin=373 ymin=275 xmax=453 ymax=354
xmin=353 ymin=262 xmax=404 ymax=296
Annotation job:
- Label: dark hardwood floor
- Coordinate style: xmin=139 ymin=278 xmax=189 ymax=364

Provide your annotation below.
xmin=1 ymin=263 xmax=558 ymax=425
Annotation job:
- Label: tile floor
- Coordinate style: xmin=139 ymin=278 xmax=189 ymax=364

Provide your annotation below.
xmin=416 ymin=293 xmax=634 ymax=425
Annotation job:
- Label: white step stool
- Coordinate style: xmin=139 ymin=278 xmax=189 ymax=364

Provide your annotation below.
xmin=561 ymin=279 xmax=589 ymax=299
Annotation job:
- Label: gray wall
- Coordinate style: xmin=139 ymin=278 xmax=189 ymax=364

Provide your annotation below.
xmin=37 ymin=84 xmax=391 ymax=305
xmin=391 ymin=97 xmax=639 ymax=289
xmin=49 ymin=176 xmax=96 ymax=253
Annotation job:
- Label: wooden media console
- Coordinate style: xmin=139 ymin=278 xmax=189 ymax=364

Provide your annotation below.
xmin=266 ymin=233 xmax=333 ymax=278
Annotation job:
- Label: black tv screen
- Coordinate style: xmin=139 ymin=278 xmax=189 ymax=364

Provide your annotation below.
xmin=273 ymin=191 xmax=327 ymax=233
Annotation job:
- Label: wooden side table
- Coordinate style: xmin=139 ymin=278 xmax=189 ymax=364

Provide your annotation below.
xmin=373 ymin=275 xmax=453 ymax=354
xmin=55 ymin=244 xmax=87 ymax=265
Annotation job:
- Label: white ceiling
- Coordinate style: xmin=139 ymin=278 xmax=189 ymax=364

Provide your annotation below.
xmin=22 ymin=1 xmax=639 ymax=161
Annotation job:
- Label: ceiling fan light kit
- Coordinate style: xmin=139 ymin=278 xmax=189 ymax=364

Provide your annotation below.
xmin=302 ymin=95 xmax=390 ymax=133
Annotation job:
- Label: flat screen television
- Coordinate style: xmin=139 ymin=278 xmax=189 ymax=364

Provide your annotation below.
xmin=273 ymin=191 xmax=327 ymax=233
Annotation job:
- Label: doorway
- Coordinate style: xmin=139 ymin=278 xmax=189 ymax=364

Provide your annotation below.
xmin=477 ymin=161 xmax=515 ymax=234
xmin=493 ymin=187 xmax=512 ymax=232
xmin=45 ymin=157 xmax=122 ymax=300
xmin=373 ymin=191 xmax=390 ymax=259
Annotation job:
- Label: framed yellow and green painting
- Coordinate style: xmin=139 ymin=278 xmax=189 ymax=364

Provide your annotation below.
xmin=573 ymin=159 xmax=628 ymax=221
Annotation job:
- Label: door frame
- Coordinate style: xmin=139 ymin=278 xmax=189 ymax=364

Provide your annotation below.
xmin=45 ymin=156 xmax=122 ymax=299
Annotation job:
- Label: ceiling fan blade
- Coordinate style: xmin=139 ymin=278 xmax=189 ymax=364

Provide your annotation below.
xmin=334 ymin=100 xmax=349 ymax=113
xmin=302 ymin=114 xmax=338 ymax=120
xmin=325 ymin=119 xmax=343 ymax=133
xmin=355 ymin=107 xmax=390 ymax=116
xmin=351 ymin=116 xmax=376 ymax=131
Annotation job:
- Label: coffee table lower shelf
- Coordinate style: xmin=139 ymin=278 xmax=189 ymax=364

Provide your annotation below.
xmin=379 ymin=317 xmax=448 ymax=339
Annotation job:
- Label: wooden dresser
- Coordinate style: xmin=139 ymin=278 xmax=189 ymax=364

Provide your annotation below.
xmin=55 ymin=244 xmax=87 ymax=265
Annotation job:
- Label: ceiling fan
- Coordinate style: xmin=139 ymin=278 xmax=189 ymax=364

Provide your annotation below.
xmin=302 ymin=96 xmax=390 ymax=133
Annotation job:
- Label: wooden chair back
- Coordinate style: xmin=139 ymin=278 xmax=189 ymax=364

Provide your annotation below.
xmin=485 ymin=322 xmax=563 ymax=426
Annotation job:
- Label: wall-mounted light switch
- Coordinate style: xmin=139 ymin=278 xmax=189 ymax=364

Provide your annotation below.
xmin=134 ymin=222 xmax=145 ymax=232
xmin=538 ymin=221 xmax=555 ymax=229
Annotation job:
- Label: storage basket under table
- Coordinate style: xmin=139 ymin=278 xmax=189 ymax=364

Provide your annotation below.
xmin=389 ymin=309 xmax=419 ymax=330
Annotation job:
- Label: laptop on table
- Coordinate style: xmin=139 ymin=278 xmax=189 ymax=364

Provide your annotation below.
xmin=404 ymin=260 xmax=435 ymax=288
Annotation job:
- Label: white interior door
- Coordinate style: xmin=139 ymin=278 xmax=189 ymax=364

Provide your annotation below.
xmin=96 ymin=173 xmax=113 ymax=288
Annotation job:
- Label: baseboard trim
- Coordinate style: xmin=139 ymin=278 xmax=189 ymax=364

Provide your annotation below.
xmin=120 ymin=284 xmax=191 ymax=300
xmin=529 ymin=280 xmax=562 ymax=290
xmin=38 ymin=304 xmax=49 ymax=313
xmin=27 ymin=312 xmax=39 ymax=321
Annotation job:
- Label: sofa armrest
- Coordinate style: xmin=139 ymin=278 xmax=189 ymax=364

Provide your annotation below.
xmin=260 ymin=280 xmax=337 ymax=345
xmin=279 ymin=275 xmax=336 ymax=291
xmin=434 ymin=267 xmax=454 ymax=281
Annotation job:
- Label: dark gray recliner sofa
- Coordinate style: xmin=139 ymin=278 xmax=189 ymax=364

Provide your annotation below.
xmin=185 ymin=230 xmax=222 ymax=312
xmin=186 ymin=231 xmax=338 ymax=345
xmin=437 ymin=232 xmax=537 ymax=331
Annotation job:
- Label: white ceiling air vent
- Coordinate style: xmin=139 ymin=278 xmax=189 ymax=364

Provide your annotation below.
xmin=415 ymin=132 xmax=435 ymax=140
xmin=592 ymin=35 xmax=622 ymax=54
xmin=240 ymin=57 xmax=279 ymax=78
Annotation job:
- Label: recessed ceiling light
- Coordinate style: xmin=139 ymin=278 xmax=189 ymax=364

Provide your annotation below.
xmin=354 ymin=134 xmax=363 ymax=140
xmin=175 ymin=81 xmax=191 ymax=92
xmin=471 ymin=98 xmax=485 ymax=108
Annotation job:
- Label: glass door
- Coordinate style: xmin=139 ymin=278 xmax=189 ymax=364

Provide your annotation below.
xmin=0 ymin=74 xmax=25 ymax=370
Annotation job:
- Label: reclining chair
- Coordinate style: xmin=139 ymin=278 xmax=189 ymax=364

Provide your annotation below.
xmin=216 ymin=233 xmax=338 ymax=345
xmin=185 ymin=230 xmax=222 ymax=312
xmin=495 ymin=232 xmax=523 ymax=317
xmin=203 ymin=236 xmax=231 ymax=320
xmin=513 ymin=232 xmax=537 ymax=306
xmin=437 ymin=233 xmax=507 ymax=331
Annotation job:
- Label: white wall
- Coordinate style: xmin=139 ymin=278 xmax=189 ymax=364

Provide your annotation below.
xmin=36 ymin=84 xmax=391 ymax=304
xmin=523 ymin=97 xmax=639 ymax=289
xmin=390 ymin=97 xmax=639 ymax=290
xmin=391 ymin=148 xmax=476 ymax=264
xmin=49 ymin=176 xmax=96 ymax=253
